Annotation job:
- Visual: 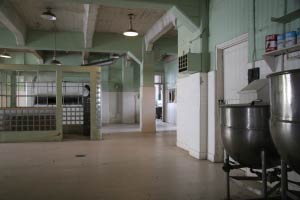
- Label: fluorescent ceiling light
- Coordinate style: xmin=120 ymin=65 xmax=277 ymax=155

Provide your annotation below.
xmin=41 ymin=8 xmax=57 ymax=21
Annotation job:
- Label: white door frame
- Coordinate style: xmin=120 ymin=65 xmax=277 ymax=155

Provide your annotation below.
xmin=214 ymin=33 xmax=249 ymax=162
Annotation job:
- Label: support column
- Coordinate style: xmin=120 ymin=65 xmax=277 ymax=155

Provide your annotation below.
xmin=56 ymin=68 xmax=63 ymax=139
xmin=140 ymin=51 xmax=155 ymax=133
xmin=90 ymin=70 xmax=100 ymax=140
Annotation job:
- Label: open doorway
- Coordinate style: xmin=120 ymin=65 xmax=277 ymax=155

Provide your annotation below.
xmin=155 ymin=65 xmax=177 ymax=132
xmin=155 ymin=74 xmax=163 ymax=120
xmin=62 ymin=72 xmax=91 ymax=140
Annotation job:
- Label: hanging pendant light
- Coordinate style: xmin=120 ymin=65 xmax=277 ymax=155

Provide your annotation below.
xmin=123 ymin=14 xmax=139 ymax=37
xmin=51 ymin=25 xmax=61 ymax=65
xmin=0 ymin=49 xmax=12 ymax=59
xmin=41 ymin=8 xmax=57 ymax=21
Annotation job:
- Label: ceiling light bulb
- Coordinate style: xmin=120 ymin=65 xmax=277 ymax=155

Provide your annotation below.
xmin=123 ymin=30 xmax=139 ymax=37
xmin=123 ymin=14 xmax=138 ymax=37
xmin=41 ymin=8 xmax=57 ymax=21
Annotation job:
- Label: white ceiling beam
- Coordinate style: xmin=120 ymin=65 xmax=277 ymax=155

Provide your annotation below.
xmin=144 ymin=9 xmax=176 ymax=51
xmin=82 ymin=51 xmax=90 ymax=64
xmin=83 ymin=4 xmax=99 ymax=49
xmin=0 ymin=0 xmax=26 ymax=46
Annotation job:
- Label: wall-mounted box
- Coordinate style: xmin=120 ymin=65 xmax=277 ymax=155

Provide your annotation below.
xmin=178 ymin=53 xmax=202 ymax=73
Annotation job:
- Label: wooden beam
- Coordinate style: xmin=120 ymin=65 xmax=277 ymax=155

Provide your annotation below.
xmin=0 ymin=0 xmax=26 ymax=46
xmin=83 ymin=4 xmax=99 ymax=48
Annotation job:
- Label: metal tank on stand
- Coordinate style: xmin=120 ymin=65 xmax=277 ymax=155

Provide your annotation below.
xmin=220 ymin=99 xmax=281 ymax=200
xmin=268 ymin=69 xmax=300 ymax=200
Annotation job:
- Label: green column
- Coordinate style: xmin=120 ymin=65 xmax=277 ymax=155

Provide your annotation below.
xmin=56 ymin=68 xmax=63 ymax=140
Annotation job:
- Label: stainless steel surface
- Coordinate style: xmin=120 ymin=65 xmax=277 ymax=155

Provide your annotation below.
xmin=220 ymin=104 xmax=279 ymax=169
xmin=268 ymin=69 xmax=300 ymax=174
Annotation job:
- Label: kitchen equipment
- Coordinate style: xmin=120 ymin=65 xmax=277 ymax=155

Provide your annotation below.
xmin=268 ymin=69 xmax=300 ymax=174
xmin=220 ymin=102 xmax=279 ymax=169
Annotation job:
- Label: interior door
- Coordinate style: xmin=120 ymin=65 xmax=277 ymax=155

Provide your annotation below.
xmin=223 ymin=41 xmax=248 ymax=104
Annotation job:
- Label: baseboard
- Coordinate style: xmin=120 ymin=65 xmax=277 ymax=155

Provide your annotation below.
xmin=176 ymin=140 xmax=188 ymax=150
xmin=177 ymin=140 xmax=207 ymax=160
xmin=207 ymin=152 xmax=224 ymax=163
xmin=207 ymin=153 xmax=215 ymax=162
xmin=189 ymin=150 xmax=207 ymax=160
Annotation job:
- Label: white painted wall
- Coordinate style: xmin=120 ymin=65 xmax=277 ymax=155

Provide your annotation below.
xmin=102 ymin=91 xmax=139 ymax=124
xmin=166 ymin=103 xmax=176 ymax=124
xmin=101 ymin=92 xmax=122 ymax=124
xmin=223 ymin=41 xmax=248 ymax=104
xmin=122 ymin=92 xmax=138 ymax=124
xmin=207 ymin=71 xmax=223 ymax=162
xmin=208 ymin=71 xmax=216 ymax=161
xmin=177 ymin=73 xmax=208 ymax=159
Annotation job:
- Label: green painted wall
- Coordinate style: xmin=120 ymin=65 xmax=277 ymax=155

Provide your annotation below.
xmin=123 ymin=59 xmax=140 ymax=92
xmin=101 ymin=57 xmax=140 ymax=92
xmin=44 ymin=53 xmax=82 ymax=66
xmin=164 ymin=58 xmax=178 ymax=89
xmin=0 ymin=52 xmax=40 ymax=65
xmin=209 ymin=0 xmax=300 ymax=69
xmin=101 ymin=59 xmax=123 ymax=92
xmin=0 ymin=29 xmax=143 ymax=63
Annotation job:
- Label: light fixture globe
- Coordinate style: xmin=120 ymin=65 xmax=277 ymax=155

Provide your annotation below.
xmin=41 ymin=8 xmax=56 ymax=21
xmin=123 ymin=14 xmax=138 ymax=37
xmin=123 ymin=29 xmax=139 ymax=37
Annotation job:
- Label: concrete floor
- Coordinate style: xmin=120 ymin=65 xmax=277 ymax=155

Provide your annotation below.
xmin=0 ymin=132 xmax=256 ymax=200
xmin=101 ymin=120 xmax=176 ymax=134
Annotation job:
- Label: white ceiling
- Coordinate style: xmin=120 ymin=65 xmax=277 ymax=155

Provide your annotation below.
xmin=9 ymin=0 xmax=167 ymax=36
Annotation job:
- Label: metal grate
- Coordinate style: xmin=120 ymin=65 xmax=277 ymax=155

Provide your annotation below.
xmin=178 ymin=54 xmax=188 ymax=72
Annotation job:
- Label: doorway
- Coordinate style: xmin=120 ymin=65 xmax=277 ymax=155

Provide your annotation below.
xmin=207 ymin=33 xmax=249 ymax=162
xmin=155 ymin=74 xmax=163 ymax=121
xmin=62 ymin=72 xmax=91 ymax=140
xmin=155 ymin=73 xmax=176 ymax=132
xmin=213 ymin=33 xmax=249 ymax=163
